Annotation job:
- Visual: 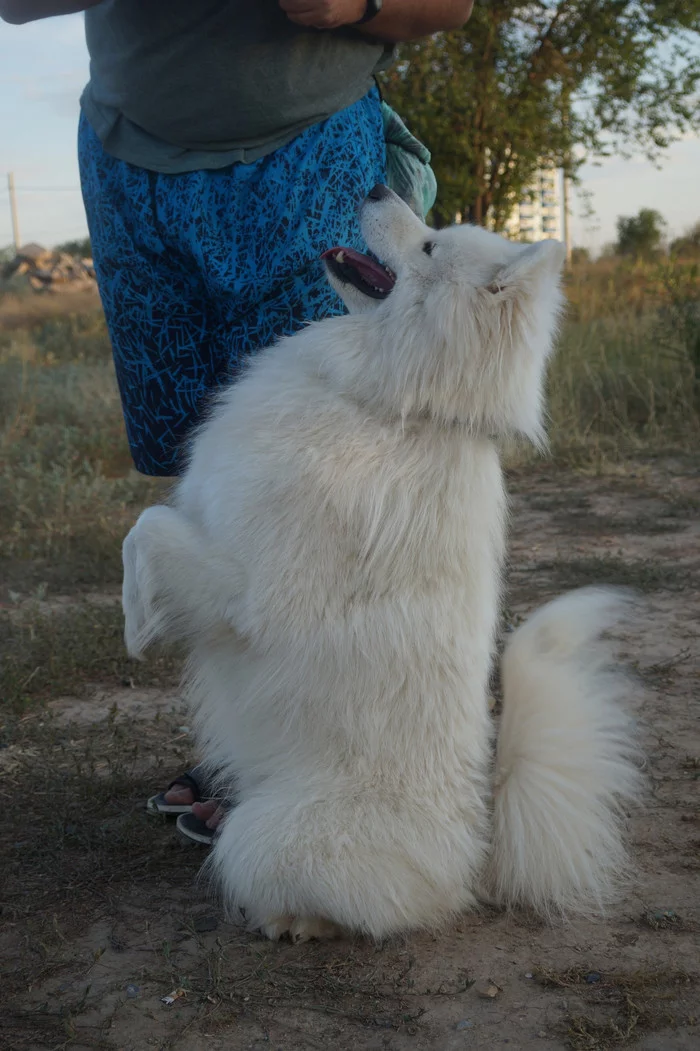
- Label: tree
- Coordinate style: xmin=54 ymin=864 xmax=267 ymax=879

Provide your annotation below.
xmin=55 ymin=237 xmax=92 ymax=258
xmin=380 ymin=2 xmax=700 ymax=228
xmin=670 ymin=220 xmax=700 ymax=258
xmin=615 ymin=209 xmax=667 ymax=259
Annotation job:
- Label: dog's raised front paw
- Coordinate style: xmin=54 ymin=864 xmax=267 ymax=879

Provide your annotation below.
xmin=122 ymin=505 xmax=173 ymax=658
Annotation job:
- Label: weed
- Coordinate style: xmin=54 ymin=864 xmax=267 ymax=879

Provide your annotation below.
xmin=535 ymin=966 xmax=697 ymax=1049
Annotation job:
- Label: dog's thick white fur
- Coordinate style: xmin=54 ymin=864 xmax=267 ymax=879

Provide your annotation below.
xmin=123 ymin=187 xmax=641 ymax=941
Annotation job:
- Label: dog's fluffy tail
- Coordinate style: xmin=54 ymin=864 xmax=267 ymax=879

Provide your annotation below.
xmin=489 ymin=587 xmax=642 ymax=916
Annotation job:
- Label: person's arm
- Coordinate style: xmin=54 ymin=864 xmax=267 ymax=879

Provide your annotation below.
xmin=0 ymin=0 xmax=102 ymax=24
xmin=278 ymin=0 xmax=474 ymax=41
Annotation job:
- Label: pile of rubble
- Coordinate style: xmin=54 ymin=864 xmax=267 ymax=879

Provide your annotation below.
xmin=2 ymin=243 xmax=97 ymax=293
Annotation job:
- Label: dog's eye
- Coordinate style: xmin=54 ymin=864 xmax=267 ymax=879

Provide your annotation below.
xmin=422 ymin=241 xmax=436 ymax=256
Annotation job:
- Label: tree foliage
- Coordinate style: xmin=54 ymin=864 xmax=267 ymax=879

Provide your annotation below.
xmin=380 ymin=2 xmax=700 ymax=228
xmin=615 ymin=209 xmax=667 ymax=258
xmin=55 ymin=237 xmax=92 ymax=258
xmin=670 ymin=220 xmax=700 ymax=257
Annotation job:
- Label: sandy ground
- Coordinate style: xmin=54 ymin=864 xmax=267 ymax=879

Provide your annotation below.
xmin=3 ymin=460 xmax=699 ymax=1050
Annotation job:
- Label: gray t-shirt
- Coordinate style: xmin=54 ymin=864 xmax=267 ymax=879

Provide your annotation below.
xmin=80 ymin=0 xmax=392 ymax=174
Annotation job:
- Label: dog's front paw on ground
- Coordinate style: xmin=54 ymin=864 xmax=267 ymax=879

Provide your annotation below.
xmin=260 ymin=915 xmax=342 ymax=943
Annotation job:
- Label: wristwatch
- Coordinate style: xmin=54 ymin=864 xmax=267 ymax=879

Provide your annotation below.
xmin=353 ymin=0 xmax=383 ymax=24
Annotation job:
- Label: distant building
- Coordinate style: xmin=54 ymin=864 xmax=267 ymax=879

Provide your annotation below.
xmin=503 ymin=169 xmax=562 ymax=242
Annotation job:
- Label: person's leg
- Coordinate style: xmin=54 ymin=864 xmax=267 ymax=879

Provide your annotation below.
xmin=79 ymin=113 xmax=219 ymax=477
xmin=80 ymin=116 xmax=232 ymax=827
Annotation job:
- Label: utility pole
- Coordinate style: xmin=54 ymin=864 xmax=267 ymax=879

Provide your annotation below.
xmin=8 ymin=172 xmax=21 ymax=253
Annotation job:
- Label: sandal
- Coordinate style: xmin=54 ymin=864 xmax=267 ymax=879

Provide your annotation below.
xmin=176 ymin=799 xmax=235 ymax=847
xmin=146 ymin=764 xmax=217 ymax=816
xmin=176 ymin=810 xmax=219 ymax=846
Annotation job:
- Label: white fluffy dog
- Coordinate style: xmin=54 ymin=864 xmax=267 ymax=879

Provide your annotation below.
xmin=122 ymin=186 xmax=641 ymax=942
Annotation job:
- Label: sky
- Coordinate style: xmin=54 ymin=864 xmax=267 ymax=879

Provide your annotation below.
xmin=0 ymin=13 xmax=699 ymax=255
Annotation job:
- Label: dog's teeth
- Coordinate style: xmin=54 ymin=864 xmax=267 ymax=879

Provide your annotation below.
xmin=335 ymin=251 xmax=345 ymax=263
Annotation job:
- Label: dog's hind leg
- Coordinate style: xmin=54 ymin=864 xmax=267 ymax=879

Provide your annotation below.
xmin=206 ymin=777 xmax=481 ymax=941
xmin=122 ymin=505 xmax=242 ymax=658
xmin=261 ymin=916 xmax=342 ymax=944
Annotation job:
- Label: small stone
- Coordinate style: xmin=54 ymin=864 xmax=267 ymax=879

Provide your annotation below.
xmin=456 ymin=1019 xmax=474 ymax=1030
xmin=585 ymin=972 xmax=602 ymax=984
xmin=524 ymin=972 xmax=533 ymax=979
xmin=126 ymin=984 xmax=140 ymax=999
xmin=476 ymin=981 xmax=501 ymax=998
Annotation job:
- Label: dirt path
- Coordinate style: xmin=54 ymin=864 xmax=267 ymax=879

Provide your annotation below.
xmin=3 ymin=462 xmax=699 ymax=1051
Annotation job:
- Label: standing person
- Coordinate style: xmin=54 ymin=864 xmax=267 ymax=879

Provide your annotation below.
xmin=2 ymin=0 xmax=474 ymax=840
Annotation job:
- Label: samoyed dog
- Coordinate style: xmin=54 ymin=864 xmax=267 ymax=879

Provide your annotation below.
xmin=122 ymin=185 xmax=640 ymax=942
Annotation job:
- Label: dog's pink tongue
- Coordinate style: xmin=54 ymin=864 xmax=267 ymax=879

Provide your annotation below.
xmin=322 ymin=247 xmax=395 ymax=292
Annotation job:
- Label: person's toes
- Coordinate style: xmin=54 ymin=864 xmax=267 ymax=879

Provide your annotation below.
xmin=191 ymin=800 xmax=225 ymax=830
xmin=206 ymin=805 xmax=225 ymax=830
xmin=163 ymin=785 xmax=195 ymax=805
xmin=192 ymin=800 xmax=218 ymax=823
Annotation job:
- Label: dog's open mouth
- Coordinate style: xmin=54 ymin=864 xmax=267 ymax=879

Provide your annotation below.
xmin=322 ymin=247 xmax=396 ymax=300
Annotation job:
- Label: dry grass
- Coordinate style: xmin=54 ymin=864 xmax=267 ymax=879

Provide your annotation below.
xmin=0 ymin=287 xmax=101 ymax=331
xmin=0 ymin=304 xmax=168 ymax=597
xmin=565 ymin=257 xmax=700 ymax=322
xmin=1 ymin=262 xmax=698 ymax=602
xmin=534 ymin=966 xmax=698 ymax=1049
xmin=0 ymin=600 xmax=183 ymax=715
xmin=1 ymin=266 xmax=699 ymax=1050
xmin=528 ymin=553 xmax=697 ymax=593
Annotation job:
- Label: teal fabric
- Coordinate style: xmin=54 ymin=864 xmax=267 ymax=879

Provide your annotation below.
xmin=381 ymin=102 xmax=437 ymax=220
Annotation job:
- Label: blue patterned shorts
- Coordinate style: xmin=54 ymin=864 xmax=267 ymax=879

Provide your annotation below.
xmin=78 ymin=90 xmax=386 ymax=476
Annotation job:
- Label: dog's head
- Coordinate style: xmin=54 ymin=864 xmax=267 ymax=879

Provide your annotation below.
xmin=322 ymin=185 xmax=566 ymax=443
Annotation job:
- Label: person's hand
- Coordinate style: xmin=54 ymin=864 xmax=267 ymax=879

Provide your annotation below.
xmin=279 ymin=0 xmax=368 ymax=30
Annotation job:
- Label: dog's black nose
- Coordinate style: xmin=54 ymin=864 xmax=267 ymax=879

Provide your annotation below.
xmin=366 ymin=184 xmax=391 ymax=202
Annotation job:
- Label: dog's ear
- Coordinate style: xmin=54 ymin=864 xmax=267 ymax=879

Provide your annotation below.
xmin=485 ymin=239 xmax=566 ymax=295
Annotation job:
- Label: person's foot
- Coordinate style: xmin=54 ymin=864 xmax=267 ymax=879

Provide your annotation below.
xmin=163 ymin=784 xmax=196 ymax=807
xmin=191 ymin=799 xmax=225 ymax=830
xmin=146 ymin=765 xmax=218 ymax=816
xmin=147 ymin=766 xmax=230 ymax=844
xmin=176 ymin=800 xmax=228 ymax=845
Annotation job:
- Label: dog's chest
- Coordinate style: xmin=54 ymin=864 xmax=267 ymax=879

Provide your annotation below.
xmin=263 ymin=430 xmax=506 ymax=615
